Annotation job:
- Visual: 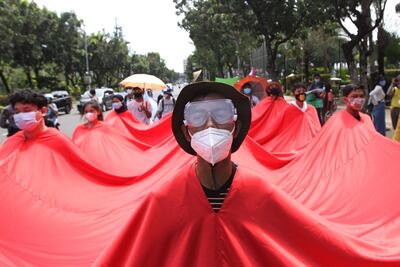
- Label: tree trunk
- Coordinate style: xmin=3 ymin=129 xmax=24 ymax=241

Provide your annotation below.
xmin=227 ymin=64 xmax=234 ymax=78
xmin=359 ymin=40 xmax=369 ymax=91
xmin=342 ymin=41 xmax=359 ymax=84
xmin=303 ymin=46 xmax=311 ymax=84
xmin=0 ymin=69 xmax=11 ymax=94
xmin=265 ymin=39 xmax=278 ymax=80
xmin=377 ymin=25 xmax=388 ymax=76
xmin=25 ymin=68 xmax=34 ymax=89
xmin=33 ymin=67 xmax=41 ymax=89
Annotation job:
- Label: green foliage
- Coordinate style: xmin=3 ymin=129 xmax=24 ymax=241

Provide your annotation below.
xmin=175 ymin=0 xmax=259 ymax=78
xmin=385 ymin=34 xmax=400 ymax=68
xmin=0 ymin=0 xmax=177 ymax=94
xmin=0 ymin=95 xmax=9 ymax=106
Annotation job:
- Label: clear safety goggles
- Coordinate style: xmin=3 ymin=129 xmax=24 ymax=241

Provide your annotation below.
xmin=184 ymin=99 xmax=237 ymax=128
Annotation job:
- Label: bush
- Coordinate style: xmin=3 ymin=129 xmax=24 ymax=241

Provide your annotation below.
xmin=0 ymin=95 xmax=9 ymax=106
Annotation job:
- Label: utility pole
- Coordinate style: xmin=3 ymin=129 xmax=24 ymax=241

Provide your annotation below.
xmin=82 ymin=23 xmax=91 ymax=89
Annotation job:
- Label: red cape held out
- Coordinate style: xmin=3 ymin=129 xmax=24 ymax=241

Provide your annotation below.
xmin=0 ymin=110 xmax=400 ymax=266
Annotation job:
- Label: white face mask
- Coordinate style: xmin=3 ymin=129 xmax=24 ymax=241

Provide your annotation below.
xmin=190 ymin=127 xmax=233 ymax=166
xmin=13 ymin=111 xmax=39 ymax=131
xmin=127 ymin=89 xmax=133 ymax=94
xmin=85 ymin=112 xmax=97 ymax=122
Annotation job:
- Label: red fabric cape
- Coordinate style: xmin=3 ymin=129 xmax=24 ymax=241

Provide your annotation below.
xmin=250 ymin=96 xmax=288 ymax=124
xmin=105 ymin=110 xmax=173 ymax=147
xmin=1 ymin=110 xmax=400 ymax=266
xmin=250 ymin=103 xmax=321 ymax=154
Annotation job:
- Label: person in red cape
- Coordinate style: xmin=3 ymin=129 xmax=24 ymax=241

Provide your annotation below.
xmin=6 ymin=89 xmax=49 ymax=142
xmin=266 ymin=81 xmax=284 ymax=100
xmin=342 ymin=83 xmax=367 ymax=121
xmin=251 ymin=83 xmax=321 ymax=153
xmin=72 ymin=100 xmax=104 ymax=141
xmin=95 ymin=82 xmax=400 ymax=267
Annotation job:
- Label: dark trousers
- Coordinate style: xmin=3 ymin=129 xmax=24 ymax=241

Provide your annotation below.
xmin=391 ymin=107 xmax=400 ymax=130
xmin=372 ymin=102 xmax=386 ymax=136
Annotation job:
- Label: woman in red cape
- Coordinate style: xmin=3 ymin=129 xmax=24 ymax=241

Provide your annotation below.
xmin=250 ymin=83 xmax=321 ymax=154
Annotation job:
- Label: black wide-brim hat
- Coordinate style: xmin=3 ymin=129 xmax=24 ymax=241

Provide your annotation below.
xmin=172 ymin=81 xmax=252 ymax=155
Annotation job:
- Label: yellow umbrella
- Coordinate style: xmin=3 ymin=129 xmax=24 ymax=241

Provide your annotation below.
xmin=120 ymin=74 xmax=167 ymax=90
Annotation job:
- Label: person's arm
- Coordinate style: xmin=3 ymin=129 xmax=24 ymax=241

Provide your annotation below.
xmin=143 ymin=101 xmax=152 ymax=119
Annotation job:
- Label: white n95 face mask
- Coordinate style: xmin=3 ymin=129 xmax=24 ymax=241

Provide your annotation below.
xmin=190 ymin=127 xmax=233 ymax=166
xmin=13 ymin=112 xmax=39 ymax=131
xmin=85 ymin=112 xmax=97 ymax=122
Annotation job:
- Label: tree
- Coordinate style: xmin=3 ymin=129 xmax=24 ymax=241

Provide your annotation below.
xmin=175 ymin=0 xmax=259 ymax=78
xmin=334 ymin=0 xmax=388 ymax=87
xmin=227 ymin=0 xmax=331 ymax=80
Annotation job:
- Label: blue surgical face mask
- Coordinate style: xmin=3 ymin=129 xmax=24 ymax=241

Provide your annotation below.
xmin=243 ymin=88 xmax=252 ymax=95
xmin=379 ymin=80 xmax=386 ymax=87
xmin=112 ymin=102 xmax=123 ymax=110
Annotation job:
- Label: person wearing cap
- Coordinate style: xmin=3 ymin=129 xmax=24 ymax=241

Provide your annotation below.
xmin=173 ymin=82 xmax=251 ymax=211
xmin=156 ymin=88 xmax=176 ymax=119
xmin=97 ymin=82 xmax=285 ymax=266
xmin=127 ymin=87 xmax=152 ymax=125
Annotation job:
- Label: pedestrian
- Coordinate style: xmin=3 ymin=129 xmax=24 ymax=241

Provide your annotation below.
xmin=126 ymin=87 xmax=152 ymax=125
xmin=0 ymin=104 xmax=20 ymax=137
xmin=8 ymin=89 xmax=48 ymax=140
xmin=388 ymin=77 xmax=400 ymax=130
xmin=342 ymin=84 xmax=366 ymax=121
xmin=241 ymin=82 xmax=260 ymax=107
xmin=307 ymin=73 xmax=324 ymax=125
xmin=124 ymin=87 xmax=134 ymax=103
xmin=393 ymin=116 xmax=400 ymax=142
xmin=322 ymin=83 xmax=335 ymax=122
xmin=156 ymin=89 xmax=176 ymax=119
xmin=89 ymin=89 xmax=99 ymax=102
xmin=46 ymin=96 xmax=59 ymax=129
xmin=369 ymin=75 xmax=386 ymax=135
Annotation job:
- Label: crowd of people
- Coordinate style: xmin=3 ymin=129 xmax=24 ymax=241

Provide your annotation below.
xmin=0 ymin=79 xmax=399 ymax=265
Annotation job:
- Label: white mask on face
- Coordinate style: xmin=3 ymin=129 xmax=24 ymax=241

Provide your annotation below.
xmin=127 ymin=89 xmax=133 ymax=94
xmin=190 ymin=127 xmax=234 ymax=166
xmin=13 ymin=111 xmax=39 ymax=131
xmin=85 ymin=112 xmax=97 ymax=122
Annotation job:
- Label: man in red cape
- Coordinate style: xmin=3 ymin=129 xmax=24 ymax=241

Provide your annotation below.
xmin=95 ymin=82 xmax=400 ymax=267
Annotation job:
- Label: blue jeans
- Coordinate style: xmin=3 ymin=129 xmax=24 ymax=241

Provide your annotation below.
xmin=372 ymin=101 xmax=386 ymax=136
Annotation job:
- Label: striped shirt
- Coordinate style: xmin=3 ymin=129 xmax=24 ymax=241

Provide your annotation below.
xmin=202 ymin=164 xmax=237 ymax=212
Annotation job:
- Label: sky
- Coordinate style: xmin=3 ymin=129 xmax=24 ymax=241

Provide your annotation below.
xmin=33 ymin=0 xmax=195 ymax=73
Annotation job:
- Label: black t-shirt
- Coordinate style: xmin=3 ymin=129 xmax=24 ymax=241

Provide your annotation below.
xmin=202 ymin=164 xmax=237 ymax=212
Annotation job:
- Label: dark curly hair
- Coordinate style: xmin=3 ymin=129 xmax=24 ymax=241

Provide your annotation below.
xmin=9 ymin=89 xmax=48 ymax=109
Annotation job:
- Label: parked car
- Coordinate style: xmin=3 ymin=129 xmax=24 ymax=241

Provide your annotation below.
xmin=77 ymin=88 xmax=115 ymax=113
xmin=47 ymin=90 xmax=72 ymax=114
